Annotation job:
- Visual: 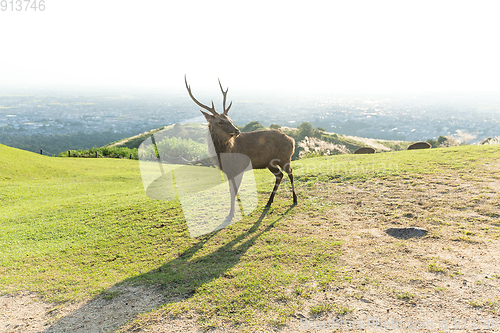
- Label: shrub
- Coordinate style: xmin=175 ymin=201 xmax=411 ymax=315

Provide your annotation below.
xmin=241 ymin=121 xmax=265 ymax=133
xmin=58 ymin=146 xmax=138 ymax=159
xmin=139 ymin=137 xmax=208 ymax=161
xmin=439 ymin=130 xmax=477 ymax=147
xmin=297 ymin=136 xmax=349 ymax=158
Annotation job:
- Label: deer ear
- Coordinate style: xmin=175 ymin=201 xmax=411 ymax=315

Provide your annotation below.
xmin=200 ymin=110 xmax=215 ymax=122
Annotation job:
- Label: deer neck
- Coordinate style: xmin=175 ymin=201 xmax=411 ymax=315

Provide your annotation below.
xmin=207 ymin=128 xmax=235 ymax=156
xmin=209 ymin=129 xmax=232 ymax=152
xmin=206 ymin=129 xmax=235 ymax=172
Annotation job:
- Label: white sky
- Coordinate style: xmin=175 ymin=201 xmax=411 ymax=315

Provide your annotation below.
xmin=1 ymin=0 xmax=500 ymax=94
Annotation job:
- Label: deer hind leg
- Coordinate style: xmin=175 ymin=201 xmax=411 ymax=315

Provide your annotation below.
xmin=266 ymin=165 xmax=283 ymax=207
xmin=283 ymin=163 xmax=298 ymax=205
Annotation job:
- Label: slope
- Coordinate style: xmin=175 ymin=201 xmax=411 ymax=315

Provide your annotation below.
xmin=1 ymin=143 xmax=499 ymax=332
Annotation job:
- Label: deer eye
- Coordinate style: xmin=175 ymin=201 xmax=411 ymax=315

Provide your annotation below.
xmin=218 ymin=120 xmax=224 ymax=125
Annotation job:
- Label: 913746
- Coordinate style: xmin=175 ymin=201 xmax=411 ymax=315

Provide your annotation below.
xmin=1 ymin=0 xmax=46 ymax=11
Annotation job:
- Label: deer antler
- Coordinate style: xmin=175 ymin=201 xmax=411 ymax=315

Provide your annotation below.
xmin=185 ymin=75 xmax=217 ymax=115
xmin=218 ymin=78 xmax=232 ymax=115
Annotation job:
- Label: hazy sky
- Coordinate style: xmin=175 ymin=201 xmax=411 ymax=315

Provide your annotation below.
xmin=1 ymin=0 xmax=499 ymax=95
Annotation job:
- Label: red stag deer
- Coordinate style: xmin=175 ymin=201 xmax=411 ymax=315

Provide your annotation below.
xmin=185 ymin=76 xmax=297 ymax=220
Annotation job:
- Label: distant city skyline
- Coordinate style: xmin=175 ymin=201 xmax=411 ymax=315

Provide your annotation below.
xmin=1 ymin=0 xmax=500 ymax=95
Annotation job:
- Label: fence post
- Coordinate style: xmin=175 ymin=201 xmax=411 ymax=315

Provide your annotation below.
xmin=40 ymin=149 xmax=43 ymax=155
xmin=130 ymin=153 xmax=132 ymax=159
xmin=68 ymin=150 xmax=71 ymax=157
xmin=95 ymin=151 xmax=98 ymax=158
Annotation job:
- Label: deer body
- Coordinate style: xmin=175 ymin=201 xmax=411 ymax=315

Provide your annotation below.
xmin=185 ymin=76 xmax=297 ymax=221
xmin=212 ymin=129 xmax=294 ymax=168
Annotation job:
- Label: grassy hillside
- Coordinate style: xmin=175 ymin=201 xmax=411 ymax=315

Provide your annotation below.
xmin=0 ymin=145 xmax=168 ymax=300
xmin=1 ymin=143 xmax=499 ymax=331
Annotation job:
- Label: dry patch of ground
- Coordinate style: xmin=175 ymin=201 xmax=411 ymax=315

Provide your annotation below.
xmin=1 ymin=286 xmax=166 ymax=333
xmin=281 ymin=171 xmax=500 ymax=332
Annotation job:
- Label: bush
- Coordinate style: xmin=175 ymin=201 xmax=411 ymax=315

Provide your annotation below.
xmin=241 ymin=121 xmax=265 ymax=133
xmin=297 ymin=122 xmax=314 ymax=140
xmin=139 ymin=137 xmax=209 ymax=161
xmin=427 ymin=139 xmax=438 ymax=148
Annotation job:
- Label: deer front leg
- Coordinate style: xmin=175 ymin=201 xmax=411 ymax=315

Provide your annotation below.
xmin=284 ymin=163 xmax=298 ymax=205
xmin=226 ymin=178 xmax=236 ymax=221
xmin=225 ymin=176 xmax=242 ymax=222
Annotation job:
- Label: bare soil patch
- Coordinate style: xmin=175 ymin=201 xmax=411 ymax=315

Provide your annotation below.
xmin=280 ymin=171 xmax=500 ymax=332
xmin=1 ymin=286 xmax=166 ymax=333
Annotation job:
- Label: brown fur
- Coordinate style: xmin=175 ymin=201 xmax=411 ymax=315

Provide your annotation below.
xmin=210 ymin=128 xmax=295 ymax=170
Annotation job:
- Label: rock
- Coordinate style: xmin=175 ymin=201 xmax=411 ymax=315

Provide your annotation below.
xmin=354 ymin=147 xmax=376 ymax=154
xmin=385 ymin=227 xmax=428 ymax=239
xmin=407 ymin=142 xmax=432 ymax=150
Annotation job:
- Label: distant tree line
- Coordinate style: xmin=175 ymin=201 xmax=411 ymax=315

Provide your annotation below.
xmin=426 ymin=136 xmax=448 ymax=148
xmin=58 ymin=146 xmax=139 ymax=159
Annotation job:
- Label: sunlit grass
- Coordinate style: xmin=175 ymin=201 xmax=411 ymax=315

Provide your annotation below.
xmin=2 ymin=143 xmax=500 ymax=330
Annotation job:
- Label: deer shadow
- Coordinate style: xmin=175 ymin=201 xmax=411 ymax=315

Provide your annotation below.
xmin=42 ymin=205 xmax=294 ymax=333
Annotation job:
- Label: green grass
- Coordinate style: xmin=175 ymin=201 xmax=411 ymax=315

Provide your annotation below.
xmin=395 ymin=292 xmax=415 ymax=300
xmin=1 ymin=143 xmax=500 ymax=330
xmin=0 ymin=144 xmax=189 ymax=301
xmin=310 ymin=302 xmax=353 ymax=315
xmin=0 ymin=143 xmax=344 ymax=328
xmin=428 ymin=262 xmax=446 ymax=274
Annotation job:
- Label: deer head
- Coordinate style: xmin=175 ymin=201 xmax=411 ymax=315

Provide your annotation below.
xmin=185 ymin=75 xmax=240 ymax=142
